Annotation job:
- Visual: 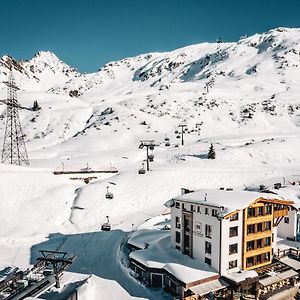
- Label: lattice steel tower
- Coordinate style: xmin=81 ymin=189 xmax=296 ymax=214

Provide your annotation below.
xmin=1 ymin=72 xmax=29 ymax=165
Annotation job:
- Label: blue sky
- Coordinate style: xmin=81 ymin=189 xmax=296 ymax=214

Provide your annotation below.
xmin=1 ymin=0 xmax=300 ymax=72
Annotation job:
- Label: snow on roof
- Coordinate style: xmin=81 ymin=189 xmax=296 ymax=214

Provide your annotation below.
xmin=224 ymin=270 xmax=258 ymax=284
xmin=59 ymin=272 xmax=145 ymax=300
xmin=130 ymin=235 xmax=218 ymax=285
xmin=269 ymin=185 xmax=300 ymax=208
xmin=190 ymin=278 xmax=229 ymax=296
xmin=128 ymin=229 xmax=170 ymax=249
xmin=258 ymin=269 xmax=298 ymax=287
xmin=277 ymin=237 xmax=300 ymax=252
xmin=137 ymin=214 xmax=170 ymax=230
xmin=173 ymin=189 xmax=285 ymax=216
xmin=280 ymin=257 xmax=300 ymax=271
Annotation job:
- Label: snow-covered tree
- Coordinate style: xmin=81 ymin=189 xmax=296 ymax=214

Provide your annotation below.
xmin=32 ymin=100 xmax=41 ymax=111
xmin=207 ymin=143 xmax=216 ymax=159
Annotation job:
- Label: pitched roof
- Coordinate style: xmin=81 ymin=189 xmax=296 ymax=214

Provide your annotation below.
xmin=173 ymin=189 xmax=289 ymax=216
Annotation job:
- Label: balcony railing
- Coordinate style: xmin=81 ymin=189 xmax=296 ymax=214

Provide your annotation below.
xmin=273 ymin=209 xmax=289 ymax=218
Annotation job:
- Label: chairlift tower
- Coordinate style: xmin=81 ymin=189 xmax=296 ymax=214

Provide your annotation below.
xmin=195 ymin=122 xmax=203 ymax=136
xmin=1 ymin=72 xmax=29 ymax=165
xmin=37 ymin=250 xmax=76 ymax=288
xmin=177 ymin=124 xmax=188 ymax=146
xmin=139 ymin=140 xmax=155 ymax=171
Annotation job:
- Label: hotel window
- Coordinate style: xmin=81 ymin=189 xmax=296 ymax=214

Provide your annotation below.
xmin=212 ymin=209 xmax=217 ymax=217
xmin=205 ymin=257 xmax=211 ymax=266
xmin=175 ymin=245 xmax=180 ymax=251
xmin=256 ymin=254 xmax=262 ymax=264
xmin=257 ymin=223 xmax=263 ymax=232
xmin=247 ymin=240 xmax=255 ymax=251
xmin=284 ymin=217 xmax=289 ymax=224
xmin=265 ymin=205 xmax=272 ymax=215
xmin=191 ymin=205 xmax=195 ymax=212
xmin=182 ymin=203 xmax=185 ymax=210
xmin=265 ymin=237 xmax=271 ymax=246
xmin=175 ymin=231 xmax=181 ymax=243
xmin=263 ymin=252 xmax=270 ymax=261
xmin=175 ymin=202 xmax=180 ymax=209
xmin=205 ymin=208 xmax=209 ymax=215
xmin=175 ymin=216 xmax=181 ymax=229
xmin=205 ymin=224 xmax=212 ymax=238
xmin=195 ymin=222 xmax=202 ymax=234
xmin=248 ymin=207 xmax=255 ymax=217
xmin=230 ymin=213 xmax=239 ymax=221
xmin=265 ymin=221 xmax=271 ymax=231
xmin=197 ymin=206 xmax=201 ymax=213
xmin=229 ymin=226 xmax=238 ymax=237
xmin=205 ymin=241 xmax=212 ymax=254
xmin=229 ymin=243 xmax=238 ymax=254
xmin=246 ymin=256 xmax=254 ymax=267
xmin=247 ymin=224 xmax=255 ymax=234
xmin=229 ymin=260 xmax=237 ymax=269
xmin=258 ymin=207 xmax=263 ymax=216
xmin=257 ymin=239 xmax=262 ymax=248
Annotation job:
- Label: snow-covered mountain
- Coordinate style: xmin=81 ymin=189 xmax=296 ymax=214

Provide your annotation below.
xmin=1 ymin=28 xmax=300 ymax=300
xmin=0 ymin=27 xmax=299 ymax=156
xmin=0 ymin=51 xmax=79 ymax=91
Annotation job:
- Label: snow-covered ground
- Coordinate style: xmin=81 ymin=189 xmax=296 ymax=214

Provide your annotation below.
xmin=1 ymin=27 xmax=300 ymax=299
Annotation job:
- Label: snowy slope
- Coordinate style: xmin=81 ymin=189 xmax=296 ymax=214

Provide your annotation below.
xmin=1 ymin=27 xmax=300 ymax=299
xmin=0 ymin=27 xmax=300 ymax=156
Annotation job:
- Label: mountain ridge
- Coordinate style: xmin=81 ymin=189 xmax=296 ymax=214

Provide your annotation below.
xmin=0 ymin=27 xmax=300 ymax=154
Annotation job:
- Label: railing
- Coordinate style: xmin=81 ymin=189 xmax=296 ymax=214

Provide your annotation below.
xmin=273 ymin=247 xmax=300 ymax=259
xmin=273 ymin=209 xmax=289 ymax=218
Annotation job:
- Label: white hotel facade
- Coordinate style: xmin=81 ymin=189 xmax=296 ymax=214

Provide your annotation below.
xmin=170 ymin=188 xmax=292 ymax=276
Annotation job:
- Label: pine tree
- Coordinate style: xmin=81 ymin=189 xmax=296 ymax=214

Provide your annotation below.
xmin=207 ymin=143 xmax=216 ymax=159
xmin=32 ymin=100 xmax=41 ymax=111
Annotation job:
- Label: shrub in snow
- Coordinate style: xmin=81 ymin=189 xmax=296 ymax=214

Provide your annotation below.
xmin=69 ymin=90 xmax=81 ymax=97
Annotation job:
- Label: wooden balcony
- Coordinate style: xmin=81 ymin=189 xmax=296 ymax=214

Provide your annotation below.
xmin=273 ymin=209 xmax=289 ymax=218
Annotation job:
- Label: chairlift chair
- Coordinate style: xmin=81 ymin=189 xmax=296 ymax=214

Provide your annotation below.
xmin=138 ymin=163 xmax=146 ymax=174
xmin=174 ymin=130 xmax=179 ymax=134
xmin=105 ymin=186 xmax=114 ymax=199
xmin=164 ymin=137 xmax=169 ymax=142
xmin=165 ymin=142 xmax=170 ymax=146
xmin=148 ymin=154 xmax=154 ymax=162
xmin=176 ymin=135 xmax=181 ymax=139
xmin=149 ymin=145 xmax=154 ymax=151
xmin=101 ymin=216 xmax=111 ymax=231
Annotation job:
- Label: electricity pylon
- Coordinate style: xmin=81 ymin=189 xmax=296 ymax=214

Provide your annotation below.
xmin=1 ymin=72 xmax=29 ymax=166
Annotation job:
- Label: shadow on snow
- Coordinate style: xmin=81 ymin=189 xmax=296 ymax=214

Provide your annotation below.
xmin=30 ymin=230 xmax=156 ymax=299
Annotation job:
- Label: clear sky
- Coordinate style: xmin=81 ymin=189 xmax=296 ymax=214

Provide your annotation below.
xmin=1 ymin=0 xmax=300 ymax=72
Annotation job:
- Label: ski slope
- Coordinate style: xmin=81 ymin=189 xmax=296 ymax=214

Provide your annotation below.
xmin=0 ymin=27 xmax=300 ymax=298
